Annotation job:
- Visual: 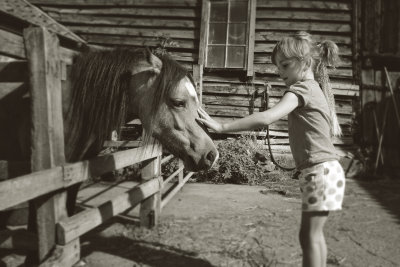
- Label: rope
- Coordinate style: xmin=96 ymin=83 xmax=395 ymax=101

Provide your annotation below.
xmin=262 ymin=83 xmax=295 ymax=172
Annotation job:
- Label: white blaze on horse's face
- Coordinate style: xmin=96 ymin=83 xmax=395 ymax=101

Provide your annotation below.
xmin=184 ymin=79 xmax=199 ymax=105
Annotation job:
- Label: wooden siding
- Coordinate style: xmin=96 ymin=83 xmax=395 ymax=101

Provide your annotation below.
xmin=29 ymin=0 xmax=359 ymax=149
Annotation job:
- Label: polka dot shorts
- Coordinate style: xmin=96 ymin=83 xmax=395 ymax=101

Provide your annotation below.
xmin=299 ymin=160 xmax=345 ymax=212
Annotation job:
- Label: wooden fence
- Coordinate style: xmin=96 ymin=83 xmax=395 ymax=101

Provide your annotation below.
xmin=0 ymin=25 xmax=191 ymax=266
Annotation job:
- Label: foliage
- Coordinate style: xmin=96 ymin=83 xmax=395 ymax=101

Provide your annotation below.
xmin=195 ymin=134 xmax=275 ymax=185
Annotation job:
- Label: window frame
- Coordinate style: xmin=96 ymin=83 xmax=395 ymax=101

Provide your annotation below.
xmin=199 ymin=0 xmax=256 ymax=76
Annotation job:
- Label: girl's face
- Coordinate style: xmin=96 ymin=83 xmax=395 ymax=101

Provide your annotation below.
xmin=275 ymin=52 xmax=304 ymax=87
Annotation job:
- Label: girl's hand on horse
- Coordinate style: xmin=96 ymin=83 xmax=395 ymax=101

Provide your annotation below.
xmin=197 ymin=107 xmax=223 ymax=133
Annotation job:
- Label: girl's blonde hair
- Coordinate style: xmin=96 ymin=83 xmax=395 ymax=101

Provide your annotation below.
xmin=271 ymin=31 xmax=342 ymax=137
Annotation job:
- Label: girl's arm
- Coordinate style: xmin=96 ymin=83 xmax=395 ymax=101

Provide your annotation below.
xmin=197 ymin=92 xmax=300 ymax=133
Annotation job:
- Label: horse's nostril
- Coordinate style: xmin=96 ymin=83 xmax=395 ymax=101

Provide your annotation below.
xmin=206 ymin=151 xmax=215 ymax=162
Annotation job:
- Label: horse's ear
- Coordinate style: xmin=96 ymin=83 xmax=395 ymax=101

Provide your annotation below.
xmin=130 ymin=48 xmax=162 ymax=76
xmin=145 ymin=48 xmax=162 ymax=74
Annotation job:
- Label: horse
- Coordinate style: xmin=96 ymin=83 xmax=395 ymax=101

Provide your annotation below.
xmin=0 ymin=47 xmax=218 ymax=218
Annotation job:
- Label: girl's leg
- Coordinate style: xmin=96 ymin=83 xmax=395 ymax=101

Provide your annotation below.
xmin=299 ymin=211 xmax=329 ymax=267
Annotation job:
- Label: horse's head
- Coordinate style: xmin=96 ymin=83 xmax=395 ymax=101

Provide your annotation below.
xmin=129 ymin=50 xmax=218 ymax=171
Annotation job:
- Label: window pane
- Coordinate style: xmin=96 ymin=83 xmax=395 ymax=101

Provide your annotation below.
xmin=227 ymin=46 xmax=245 ymax=68
xmin=210 ymin=2 xmax=227 ymax=22
xmin=207 ymin=46 xmax=225 ymax=68
xmin=230 ymin=1 xmax=248 ymax=22
xmin=228 ymin=23 xmax=246 ymax=45
xmin=208 ymin=23 xmax=227 ymax=44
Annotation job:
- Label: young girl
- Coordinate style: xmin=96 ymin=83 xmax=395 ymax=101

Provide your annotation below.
xmin=197 ymin=31 xmax=345 ymax=267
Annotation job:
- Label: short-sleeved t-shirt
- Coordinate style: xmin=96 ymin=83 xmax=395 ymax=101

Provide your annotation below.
xmin=284 ymin=80 xmax=339 ymax=170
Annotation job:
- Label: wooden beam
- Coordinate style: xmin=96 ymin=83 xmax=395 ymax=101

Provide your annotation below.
xmin=56 ymin=177 xmax=161 ymax=245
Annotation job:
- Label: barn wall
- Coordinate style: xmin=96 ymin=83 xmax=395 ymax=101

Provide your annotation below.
xmin=29 ymin=0 xmax=359 ymax=151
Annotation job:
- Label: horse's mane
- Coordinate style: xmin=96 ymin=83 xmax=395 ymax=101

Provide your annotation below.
xmin=66 ymin=48 xmax=190 ymax=161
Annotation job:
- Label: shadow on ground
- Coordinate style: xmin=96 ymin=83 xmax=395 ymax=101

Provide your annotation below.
xmin=352 ymin=177 xmax=400 ymax=224
xmin=80 ymin=217 xmax=214 ymax=267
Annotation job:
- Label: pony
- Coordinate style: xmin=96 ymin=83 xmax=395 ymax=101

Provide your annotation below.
xmin=0 ymin=47 xmax=218 ymax=217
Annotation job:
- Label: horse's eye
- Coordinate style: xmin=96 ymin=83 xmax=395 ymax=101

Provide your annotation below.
xmin=171 ymin=100 xmax=185 ymax=108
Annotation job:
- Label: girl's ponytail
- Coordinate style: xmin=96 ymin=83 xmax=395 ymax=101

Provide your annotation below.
xmin=316 ymin=40 xmax=342 ymax=137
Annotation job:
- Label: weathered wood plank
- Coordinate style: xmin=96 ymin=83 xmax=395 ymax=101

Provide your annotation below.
xmin=256 ymin=0 xmax=351 ymax=11
xmin=198 ymin=0 xmax=209 ymax=66
xmin=255 ymin=43 xmax=352 ymax=56
xmin=0 ymin=28 xmax=26 ymax=59
xmin=256 ymin=10 xmax=351 ymax=22
xmin=256 ymin=21 xmax=351 ymax=33
xmin=68 ymin=26 xmax=198 ymax=40
xmin=80 ymin=34 xmax=196 ymax=50
xmin=46 ymin=12 xmax=199 ymax=29
xmin=254 ymin=63 xmax=353 ymax=78
xmin=56 ymin=177 xmax=161 ymax=245
xmin=0 ymin=145 xmax=162 ymax=211
xmin=42 ymin=6 xmax=199 ymax=18
xmin=254 ymin=53 xmax=353 ymax=67
xmin=256 ymin=31 xmax=352 ymax=45
xmin=23 ymin=26 xmax=66 ymax=263
xmin=0 ymin=0 xmax=84 ymax=43
xmin=247 ymin=0 xmax=256 ymax=77
xmin=31 ymin=0 xmax=200 ymax=7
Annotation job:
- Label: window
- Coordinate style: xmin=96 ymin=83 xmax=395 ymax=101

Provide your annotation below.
xmin=199 ymin=0 xmax=256 ymax=76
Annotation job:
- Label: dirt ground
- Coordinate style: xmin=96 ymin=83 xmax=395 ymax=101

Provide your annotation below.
xmin=1 ymin=177 xmax=400 ymax=267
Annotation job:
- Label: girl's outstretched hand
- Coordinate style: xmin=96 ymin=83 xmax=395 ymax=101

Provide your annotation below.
xmin=197 ymin=107 xmax=223 ymax=133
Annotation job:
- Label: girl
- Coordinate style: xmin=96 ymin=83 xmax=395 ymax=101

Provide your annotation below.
xmin=197 ymin=31 xmax=345 ymax=267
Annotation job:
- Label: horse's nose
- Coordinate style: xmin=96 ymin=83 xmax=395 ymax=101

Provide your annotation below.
xmin=205 ymin=150 xmax=219 ymax=169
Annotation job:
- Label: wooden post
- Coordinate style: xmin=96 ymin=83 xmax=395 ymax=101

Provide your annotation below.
xmin=139 ymin=132 xmax=162 ymax=228
xmin=246 ymin=0 xmax=256 ymax=77
xmin=193 ymin=64 xmax=203 ymax=105
xmin=23 ymin=26 xmax=77 ymax=265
